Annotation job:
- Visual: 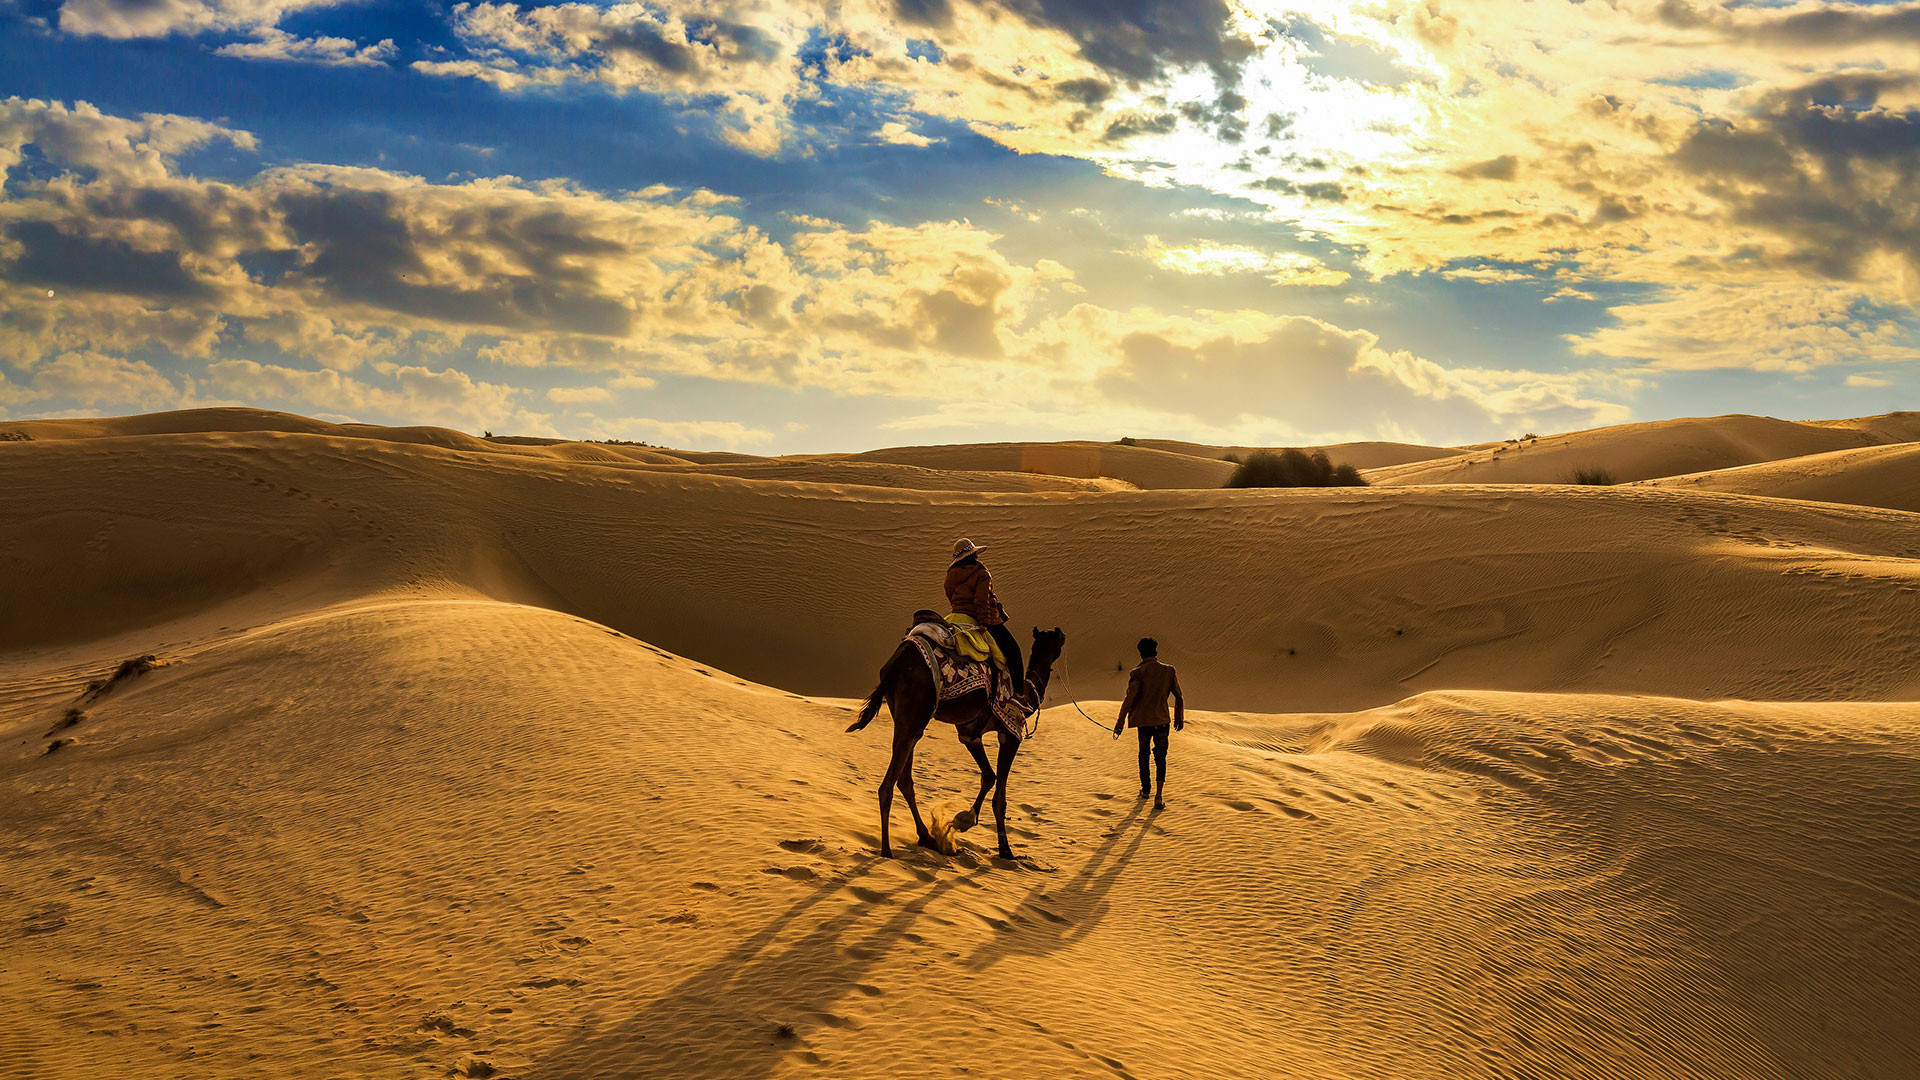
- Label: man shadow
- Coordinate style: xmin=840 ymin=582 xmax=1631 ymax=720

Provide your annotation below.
xmin=534 ymin=854 xmax=974 ymax=1080
xmin=963 ymin=800 xmax=1155 ymax=970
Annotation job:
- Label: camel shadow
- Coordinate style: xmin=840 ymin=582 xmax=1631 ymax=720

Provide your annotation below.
xmin=963 ymin=800 xmax=1155 ymax=970
xmin=534 ymin=854 xmax=977 ymax=1080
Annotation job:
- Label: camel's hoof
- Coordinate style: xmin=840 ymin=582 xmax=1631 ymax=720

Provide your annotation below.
xmin=997 ymin=847 xmax=1016 ymax=861
xmin=952 ymin=810 xmax=978 ymax=832
xmin=879 ymin=845 xmax=894 ymax=859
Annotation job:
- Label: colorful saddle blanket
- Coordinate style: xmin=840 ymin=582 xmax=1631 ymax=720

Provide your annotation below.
xmin=905 ymin=618 xmax=1029 ymax=741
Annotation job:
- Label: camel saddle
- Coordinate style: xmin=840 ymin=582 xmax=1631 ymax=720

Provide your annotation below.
xmin=903 ymin=611 xmax=1030 ymax=740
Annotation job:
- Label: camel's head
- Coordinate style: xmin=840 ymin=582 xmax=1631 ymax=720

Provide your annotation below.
xmin=1029 ymin=625 xmax=1066 ymax=665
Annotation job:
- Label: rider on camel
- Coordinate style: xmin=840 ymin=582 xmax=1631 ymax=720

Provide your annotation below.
xmin=944 ymin=538 xmax=1025 ymax=699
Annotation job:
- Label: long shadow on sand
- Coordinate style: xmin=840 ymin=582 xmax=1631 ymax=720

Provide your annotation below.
xmin=535 ymin=855 xmax=973 ymax=1080
xmin=534 ymin=805 xmax=1158 ymax=1079
xmin=963 ymin=800 xmax=1155 ymax=970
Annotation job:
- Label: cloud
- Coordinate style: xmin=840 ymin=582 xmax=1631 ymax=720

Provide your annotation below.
xmin=429 ymin=2 xmax=810 ymax=153
xmin=18 ymin=350 xmax=187 ymax=409
xmin=0 ymin=96 xmax=1640 ymax=445
xmin=215 ymin=29 xmax=397 ymax=66
xmin=1567 ymin=283 xmax=1918 ymax=372
xmin=1138 ymin=237 xmax=1349 ymax=286
xmin=1846 ymin=373 xmax=1893 ymax=388
xmin=1094 ymin=314 xmax=1499 ymax=439
xmin=876 ymin=121 xmax=937 ymax=147
xmin=57 ymin=0 xmax=341 ymax=38
xmin=202 ymin=357 xmax=550 ymax=433
xmin=1671 ymin=76 xmax=1920 ymax=283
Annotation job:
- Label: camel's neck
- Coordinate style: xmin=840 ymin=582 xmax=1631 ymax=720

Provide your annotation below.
xmin=1026 ymin=653 xmax=1057 ymax=701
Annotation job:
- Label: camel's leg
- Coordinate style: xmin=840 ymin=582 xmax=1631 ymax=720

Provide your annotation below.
xmin=962 ymin=733 xmax=995 ymax=824
xmin=893 ymin=745 xmax=937 ymax=849
xmin=877 ymin=740 xmax=909 ymax=859
xmin=878 ymin=677 xmax=938 ymax=858
xmin=992 ymin=732 xmax=1019 ymax=860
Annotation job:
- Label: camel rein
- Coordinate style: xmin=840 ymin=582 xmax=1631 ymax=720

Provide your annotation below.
xmin=1048 ymin=653 xmax=1118 ymax=740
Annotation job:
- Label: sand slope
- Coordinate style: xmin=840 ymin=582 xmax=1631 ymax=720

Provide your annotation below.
xmin=1641 ymin=442 xmax=1920 ymax=514
xmin=1365 ymin=414 xmax=1894 ymax=486
xmin=3 ymin=599 xmax=1915 ymax=1080
xmin=5 ymin=430 xmax=1919 ymax=710
xmin=1808 ymin=411 xmax=1920 ymax=444
xmin=5 ymin=406 xmax=700 ymax=465
xmin=836 ymin=442 xmax=1236 ymax=489
xmin=1130 ymin=438 xmax=1456 ymax=470
xmin=630 ymin=459 xmax=1124 ymax=493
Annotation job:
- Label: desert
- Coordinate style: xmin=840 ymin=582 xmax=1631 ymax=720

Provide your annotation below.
xmin=9 ymin=3 xmax=1920 ymax=1075
xmin=4 ymin=407 xmax=1917 ymax=1080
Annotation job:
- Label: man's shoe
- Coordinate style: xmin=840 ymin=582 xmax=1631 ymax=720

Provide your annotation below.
xmin=1153 ymin=797 xmax=1166 ymax=811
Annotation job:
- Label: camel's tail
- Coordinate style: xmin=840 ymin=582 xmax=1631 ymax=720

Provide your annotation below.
xmin=847 ymin=643 xmax=908 ymax=733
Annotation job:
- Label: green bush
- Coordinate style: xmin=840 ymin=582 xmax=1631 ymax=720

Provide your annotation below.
xmin=1225 ymin=449 xmax=1368 ymax=488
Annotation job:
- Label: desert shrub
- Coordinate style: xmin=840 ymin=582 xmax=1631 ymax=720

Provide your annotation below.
xmin=82 ymin=654 xmax=158 ymax=702
xmin=0 ymin=430 xmax=30 ymax=441
xmin=1116 ymin=436 xmax=1138 ymax=446
xmin=1222 ymin=453 xmax=1242 ymax=464
xmin=1225 ymin=449 xmax=1369 ymax=488
xmin=1562 ymin=466 xmax=1616 ymax=486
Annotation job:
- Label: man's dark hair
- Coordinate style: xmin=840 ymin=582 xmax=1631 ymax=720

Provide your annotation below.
xmin=1137 ymin=637 xmax=1158 ymax=658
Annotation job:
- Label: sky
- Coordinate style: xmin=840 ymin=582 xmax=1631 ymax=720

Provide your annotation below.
xmin=0 ymin=0 xmax=1916 ymax=451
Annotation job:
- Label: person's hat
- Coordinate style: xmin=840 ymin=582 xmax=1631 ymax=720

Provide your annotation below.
xmin=950 ymin=537 xmax=985 ymax=565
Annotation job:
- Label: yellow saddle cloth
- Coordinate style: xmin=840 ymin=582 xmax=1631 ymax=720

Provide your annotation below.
xmin=944 ymin=612 xmax=1007 ymax=673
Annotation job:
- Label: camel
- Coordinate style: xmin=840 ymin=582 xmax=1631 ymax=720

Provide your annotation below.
xmin=846 ymin=623 xmax=1066 ymax=860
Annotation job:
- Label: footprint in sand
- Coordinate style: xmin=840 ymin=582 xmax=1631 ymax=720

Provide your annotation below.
xmin=1262 ymin=798 xmax=1318 ymax=821
xmin=761 ymin=865 xmax=819 ymax=881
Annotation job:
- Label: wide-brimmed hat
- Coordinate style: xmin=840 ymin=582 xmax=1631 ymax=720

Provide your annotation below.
xmin=950 ymin=537 xmax=985 ymax=565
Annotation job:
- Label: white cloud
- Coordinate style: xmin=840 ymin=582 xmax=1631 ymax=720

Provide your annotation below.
xmin=876 ymin=121 xmax=937 ymax=148
xmin=58 ymin=0 xmax=341 ymax=39
xmin=20 ymin=350 xmax=188 ymax=409
xmin=547 ymin=385 xmax=610 ymax=404
xmin=215 ymin=29 xmax=397 ymax=66
xmin=1140 ymin=237 xmax=1350 ymax=287
xmin=1846 ymin=373 xmax=1893 ymax=389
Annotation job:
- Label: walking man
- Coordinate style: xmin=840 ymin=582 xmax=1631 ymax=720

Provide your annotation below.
xmin=1112 ymin=637 xmax=1183 ymax=810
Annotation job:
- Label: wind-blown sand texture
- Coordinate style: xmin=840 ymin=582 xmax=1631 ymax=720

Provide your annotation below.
xmin=3 ymin=408 xmax=1917 ymax=1080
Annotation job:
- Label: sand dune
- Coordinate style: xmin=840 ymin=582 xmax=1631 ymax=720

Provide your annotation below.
xmin=1640 ymin=441 xmax=1920 ymax=514
xmin=6 ymin=428 xmax=1918 ymax=708
xmin=1808 ymin=411 xmax=1920 ymax=444
xmin=3 ymin=599 xmax=1914 ymax=1080
xmin=1129 ymin=438 xmax=1456 ymax=470
xmin=3 ymin=411 xmax=1917 ymax=1080
xmin=836 ymin=441 xmax=1236 ymax=489
xmin=5 ymin=406 xmax=698 ymax=465
xmin=1365 ymin=413 xmax=1900 ymax=486
xmin=634 ymin=459 xmax=1124 ymax=492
